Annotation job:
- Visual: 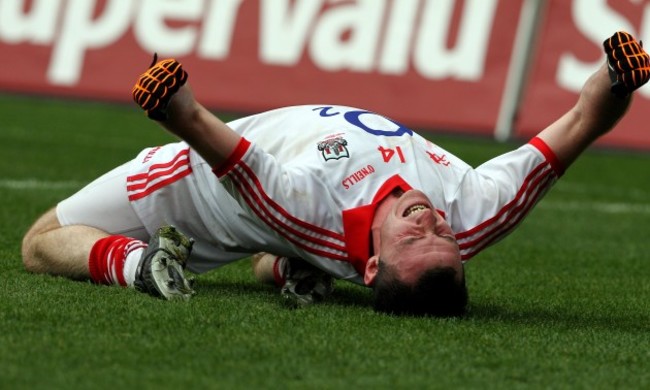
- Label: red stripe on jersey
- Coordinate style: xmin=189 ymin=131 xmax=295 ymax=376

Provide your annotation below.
xmin=237 ymin=162 xmax=347 ymax=242
xmin=127 ymin=149 xmax=192 ymax=201
xmin=229 ymin=164 xmax=348 ymax=260
xmin=127 ymin=149 xmax=190 ymax=190
xmin=460 ymin=176 xmax=553 ymax=259
xmin=128 ymin=168 xmax=192 ymax=201
xmin=233 ymin=175 xmax=349 ymax=259
xmin=213 ymin=137 xmax=252 ymax=178
xmin=459 ymin=172 xmax=554 ymax=260
xmin=455 ymin=162 xmax=548 ymax=240
xmin=529 ymin=137 xmax=565 ymax=176
xmin=230 ymin=166 xmax=348 ymax=256
xmin=456 ymin=162 xmax=557 ymax=259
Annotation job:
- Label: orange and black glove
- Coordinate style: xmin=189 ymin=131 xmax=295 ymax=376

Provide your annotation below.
xmin=132 ymin=54 xmax=188 ymax=121
xmin=603 ymin=31 xmax=650 ymax=99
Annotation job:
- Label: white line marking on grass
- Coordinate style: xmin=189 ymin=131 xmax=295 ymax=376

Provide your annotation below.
xmin=3 ymin=179 xmax=649 ymax=216
xmin=0 ymin=179 xmax=84 ymax=190
xmin=555 ymin=182 xmax=649 ymax=202
xmin=539 ymin=200 xmax=650 ymax=215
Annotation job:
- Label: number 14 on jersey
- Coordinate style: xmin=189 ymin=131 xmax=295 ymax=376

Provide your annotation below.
xmin=378 ymin=146 xmax=405 ymax=163
xmin=377 ymin=146 xmax=450 ymax=167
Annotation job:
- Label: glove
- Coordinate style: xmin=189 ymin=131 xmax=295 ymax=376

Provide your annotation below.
xmin=277 ymin=257 xmax=335 ymax=308
xmin=603 ymin=31 xmax=650 ymax=98
xmin=132 ymin=54 xmax=188 ymax=121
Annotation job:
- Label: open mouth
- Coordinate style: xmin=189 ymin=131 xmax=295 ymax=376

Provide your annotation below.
xmin=403 ymin=204 xmax=429 ymax=217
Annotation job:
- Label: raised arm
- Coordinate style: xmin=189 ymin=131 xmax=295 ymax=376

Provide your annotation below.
xmin=537 ymin=31 xmax=649 ymax=169
xmin=161 ymin=85 xmax=241 ymax=167
xmin=535 ymin=63 xmax=630 ymax=168
xmin=132 ymin=57 xmax=241 ymax=168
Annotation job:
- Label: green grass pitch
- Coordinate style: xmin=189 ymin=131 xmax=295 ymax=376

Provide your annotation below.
xmin=1 ymin=93 xmax=649 ymax=389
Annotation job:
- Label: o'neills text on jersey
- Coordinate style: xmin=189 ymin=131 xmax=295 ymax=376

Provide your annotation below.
xmin=342 ymin=165 xmax=375 ymax=189
xmin=143 ymin=146 xmax=162 ymax=163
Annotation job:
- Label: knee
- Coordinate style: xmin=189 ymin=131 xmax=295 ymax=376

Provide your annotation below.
xmin=21 ymin=208 xmax=60 ymax=273
xmin=22 ymin=226 xmax=44 ymax=273
xmin=22 ymin=233 xmax=38 ymax=273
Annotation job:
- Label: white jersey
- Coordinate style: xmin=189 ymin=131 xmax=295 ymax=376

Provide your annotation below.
xmin=126 ymin=105 xmax=562 ymax=284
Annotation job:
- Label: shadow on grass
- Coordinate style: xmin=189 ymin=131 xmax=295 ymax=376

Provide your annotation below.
xmin=25 ymin=272 xmax=646 ymax=330
xmin=196 ymin=278 xmax=649 ymax=330
xmin=194 ymin=278 xmax=373 ymax=309
xmin=468 ymin=301 xmax=650 ymax=333
xmin=190 ymin=276 xmax=649 ymax=332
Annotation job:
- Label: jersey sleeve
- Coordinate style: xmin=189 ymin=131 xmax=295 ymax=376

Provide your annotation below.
xmin=449 ymin=137 xmax=564 ymax=261
xmin=213 ymin=137 xmax=359 ymax=280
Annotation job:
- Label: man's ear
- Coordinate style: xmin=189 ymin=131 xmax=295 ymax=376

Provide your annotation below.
xmin=364 ymin=255 xmax=379 ymax=286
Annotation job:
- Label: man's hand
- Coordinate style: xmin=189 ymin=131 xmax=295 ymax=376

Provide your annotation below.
xmin=251 ymin=253 xmax=334 ymax=308
xmin=132 ymin=54 xmax=188 ymax=121
xmin=603 ymin=31 xmax=650 ymax=98
xmin=280 ymin=257 xmax=335 ymax=308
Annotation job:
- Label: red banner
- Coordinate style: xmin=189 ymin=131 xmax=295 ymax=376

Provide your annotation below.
xmin=3 ymin=0 xmax=650 ymax=149
xmin=516 ymin=0 xmax=650 ymax=150
xmin=0 ymin=0 xmax=520 ymax=136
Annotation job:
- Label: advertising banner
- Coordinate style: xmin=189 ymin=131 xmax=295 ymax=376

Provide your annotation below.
xmin=3 ymin=0 xmax=650 ymax=149
xmin=0 ymin=0 xmax=522 ymax=136
xmin=516 ymin=0 xmax=650 ymax=149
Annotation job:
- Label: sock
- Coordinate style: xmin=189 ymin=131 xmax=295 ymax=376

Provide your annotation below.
xmin=122 ymin=245 xmax=145 ymax=287
xmin=273 ymin=256 xmax=288 ymax=287
xmin=88 ymin=235 xmax=147 ymax=287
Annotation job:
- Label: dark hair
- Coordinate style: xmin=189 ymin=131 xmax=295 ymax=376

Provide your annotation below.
xmin=372 ymin=260 xmax=468 ymax=317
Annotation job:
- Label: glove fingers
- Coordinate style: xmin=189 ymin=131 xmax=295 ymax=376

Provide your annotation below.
xmin=132 ymin=88 xmax=166 ymax=119
xmin=149 ymin=65 xmax=180 ymax=91
xmin=610 ymin=41 xmax=648 ymax=72
xmin=140 ymin=74 xmax=169 ymax=97
xmin=603 ymin=31 xmax=650 ymax=97
xmin=132 ymin=75 xmax=167 ymax=110
xmin=153 ymin=59 xmax=188 ymax=91
xmin=605 ymin=31 xmax=634 ymax=53
xmin=132 ymin=88 xmax=156 ymax=111
xmin=621 ymin=68 xmax=650 ymax=89
xmin=132 ymin=57 xmax=188 ymax=120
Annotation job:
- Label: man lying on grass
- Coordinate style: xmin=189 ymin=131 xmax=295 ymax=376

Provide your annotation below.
xmin=22 ymin=31 xmax=649 ymax=317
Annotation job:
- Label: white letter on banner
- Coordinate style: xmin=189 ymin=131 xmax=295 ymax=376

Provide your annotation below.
xmin=557 ymin=0 xmax=634 ymax=93
xmin=48 ymin=0 xmax=134 ymax=86
xmin=309 ymin=0 xmax=386 ymax=71
xmin=135 ymin=0 xmax=203 ymax=56
xmin=414 ymin=0 xmax=497 ymax=80
xmin=378 ymin=0 xmax=419 ymax=75
xmin=259 ymin=0 xmax=324 ymax=65
xmin=198 ymin=0 xmax=244 ymax=59
xmin=0 ymin=0 xmax=62 ymax=44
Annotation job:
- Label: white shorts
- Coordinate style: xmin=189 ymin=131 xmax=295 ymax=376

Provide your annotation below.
xmin=55 ymin=147 xmax=256 ymax=274
xmin=56 ymin=161 xmax=149 ymax=241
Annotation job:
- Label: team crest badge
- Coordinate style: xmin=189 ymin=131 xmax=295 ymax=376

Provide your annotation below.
xmin=318 ymin=136 xmax=349 ymax=161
